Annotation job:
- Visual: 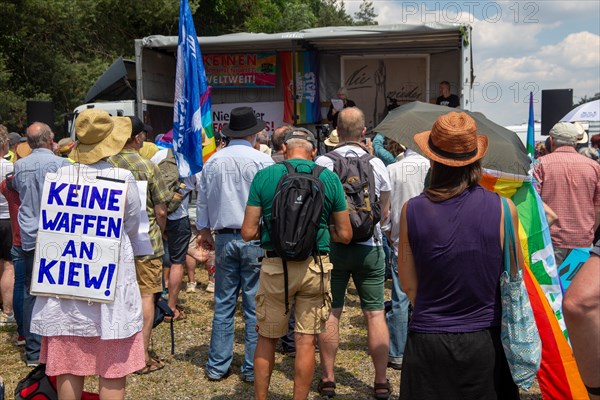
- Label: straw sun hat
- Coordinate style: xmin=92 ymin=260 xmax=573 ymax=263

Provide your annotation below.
xmin=413 ymin=112 xmax=488 ymax=167
xmin=324 ymin=129 xmax=339 ymax=147
xmin=69 ymin=109 xmax=132 ymax=164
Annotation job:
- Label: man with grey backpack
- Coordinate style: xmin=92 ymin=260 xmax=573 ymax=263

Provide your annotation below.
xmin=315 ymin=107 xmax=392 ymax=399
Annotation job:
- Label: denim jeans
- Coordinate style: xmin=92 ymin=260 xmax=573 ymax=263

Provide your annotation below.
xmin=205 ymin=233 xmax=262 ymax=380
xmin=23 ymin=248 xmax=41 ymax=363
xmin=11 ymin=246 xmax=25 ymax=337
xmin=386 ymin=253 xmax=409 ymax=364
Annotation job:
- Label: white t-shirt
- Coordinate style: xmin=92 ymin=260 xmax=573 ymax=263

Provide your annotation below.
xmin=316 ymin=144 xmax=392 ymax=246
xmin=0 ymin=159 xmax=14 ymax=219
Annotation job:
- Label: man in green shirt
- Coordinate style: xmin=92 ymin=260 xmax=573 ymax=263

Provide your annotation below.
xmin=242 ymin=128 xmax=352 ymax=400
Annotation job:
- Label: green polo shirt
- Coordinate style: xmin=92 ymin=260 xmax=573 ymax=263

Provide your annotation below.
xmin=247 ymin=158 xmax=346 ymax=252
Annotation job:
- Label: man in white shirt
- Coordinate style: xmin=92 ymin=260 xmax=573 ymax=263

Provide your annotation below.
xmin=196 ymin=107 xmax=273 ymax=383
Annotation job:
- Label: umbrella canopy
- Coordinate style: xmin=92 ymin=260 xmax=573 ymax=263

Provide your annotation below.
xmin=374 ymin=101 xmax=530 ymax=176
xmin=561 ymin=99 xmax=600 ymax=122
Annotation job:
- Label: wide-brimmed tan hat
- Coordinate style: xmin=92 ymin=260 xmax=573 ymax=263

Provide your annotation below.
xmin=413 ymin=112 xmax=488 ymax=167
xmin=573 ymin=122 xmax=589 ymax=144
xmin=324 ymin=129 xmax=339 ymax=147
xmin=69 ymin=109 xmax=132 ymax=164
xmin=15 ymin=142 xmax=32 ymax=159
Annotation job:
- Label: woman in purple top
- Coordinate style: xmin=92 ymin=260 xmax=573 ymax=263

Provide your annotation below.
xmin=398 ymin=112 xmax=522 ymax=400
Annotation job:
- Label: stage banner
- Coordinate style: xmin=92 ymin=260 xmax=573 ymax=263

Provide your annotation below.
xmin=212 ymin=102 xmax=284 ymax=136
xmin=204 ymin=53 xmax=276 ymax=88
xmin=281 ymin=51 xmax=320 ymax=124
xmin=31 ymin=172 xmax=127 ymax=303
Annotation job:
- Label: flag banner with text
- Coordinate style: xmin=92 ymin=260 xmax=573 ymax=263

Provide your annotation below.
xmin=204 ymin=53 xmax=276 ymax=88
xmin=281 ymin=51 xmax=320 ymax=124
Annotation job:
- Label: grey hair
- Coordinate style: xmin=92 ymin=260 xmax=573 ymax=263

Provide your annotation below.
xmin=553 ymin=137 xmax=577 ymax=149
xmin=285 ymin=138 xmax=313 ymax=153
xmin=27 ymin=122 xmax=54 ymax=149
xmin=337 ymin=86 xmax=347 ymax=96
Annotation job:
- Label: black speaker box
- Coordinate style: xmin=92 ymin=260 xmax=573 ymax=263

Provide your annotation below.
xmin=541 ymin=89 xmax=573 ymax=136
xmin=26 ymin=100 xmax=55 ymax=128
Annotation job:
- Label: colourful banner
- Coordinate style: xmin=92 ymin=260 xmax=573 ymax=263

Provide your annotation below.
xmin=203 ymin=53 xmax=276 ymax=88
xmin=481 ymin=170 xmax=588 ymax=400
xmin=173 ymin=0 xmax=215 ymax=176
xmin=281 ymin=51 xmax=320 ymax=124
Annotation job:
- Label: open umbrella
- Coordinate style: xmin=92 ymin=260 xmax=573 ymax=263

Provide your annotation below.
xmin=560 ymin=99 xmax=599 ymax=122
xmin=374 ymin=101 xmax=530 ymax=176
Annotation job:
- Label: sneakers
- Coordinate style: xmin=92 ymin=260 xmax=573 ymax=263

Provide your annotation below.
xmin=186 ymin=281 xmax=197 ymax=293
xmin=0 ymin=312 xmax=16 ymax=326
xmin=26 ymin=359 xmax=40 ymax=367
xmin=206 ymin=281 xmax=215 ymax=293
xmin=16 ymin=335 xmax=26 ymax=346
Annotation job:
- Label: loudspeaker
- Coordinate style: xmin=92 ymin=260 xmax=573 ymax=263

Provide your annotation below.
xmin=541 ymin=89 xmax=573 ymax=136
xmin=27 ymin=100 xmax=55 ymax=127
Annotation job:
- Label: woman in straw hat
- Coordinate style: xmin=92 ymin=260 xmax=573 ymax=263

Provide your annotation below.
xmin=30 ymin=109 xmax=145 ymax=400
xmin=397 ymin=112 xmax=522 ymax=399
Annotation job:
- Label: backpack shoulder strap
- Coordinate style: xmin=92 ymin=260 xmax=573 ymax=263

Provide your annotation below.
xmin=281 ymin=160 xmax=296 ymax=175
xmin=311 ymin=164 xmax=325 ymax=179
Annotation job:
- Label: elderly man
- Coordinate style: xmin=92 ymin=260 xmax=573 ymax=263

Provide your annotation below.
xmin=109 ymin=116 xmax=169 ymax=374
xmin=316 ymin=107 xmax=392 ymax=398
xmin=242 ymin=128 xmax=351 ymax=399
xmin=533 ymin=122 xmax=600 ymax=266
xmin=196 ymin=106 xmax=273 ymax=383
xmin=12 ymin=123 xmax=70 ymax=366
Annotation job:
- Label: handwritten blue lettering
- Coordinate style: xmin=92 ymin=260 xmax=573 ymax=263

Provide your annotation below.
xmin=38 ymin=258 xmax=57 ymax=284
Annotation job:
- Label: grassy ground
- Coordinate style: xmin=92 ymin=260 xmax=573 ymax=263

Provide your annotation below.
xmin=0 ymin=270 xmax=542 ymax=399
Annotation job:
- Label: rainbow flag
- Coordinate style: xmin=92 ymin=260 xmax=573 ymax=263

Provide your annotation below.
xmin=173 ymin=0 xmax=215 ymax=176
xmin=281 ymin=51 xmax=320 ymax=124
xmin=481 ymin=169 xmax=587 ymax=399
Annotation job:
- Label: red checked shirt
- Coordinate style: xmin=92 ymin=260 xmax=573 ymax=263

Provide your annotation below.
xmin=533 ymin=146 xmax=600 ymax=248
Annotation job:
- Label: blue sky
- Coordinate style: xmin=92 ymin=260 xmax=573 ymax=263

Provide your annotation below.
xmin=345 ymin=1 xmax=600 ymax=126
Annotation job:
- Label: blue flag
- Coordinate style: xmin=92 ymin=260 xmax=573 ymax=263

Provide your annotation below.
xmin=526 ymin=91 xmax=535 ymax=158
xmin=173 ymin=0 xmax=206 ymax=177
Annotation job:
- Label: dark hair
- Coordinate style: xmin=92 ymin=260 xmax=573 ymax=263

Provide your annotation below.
xmin=425 ymin=160 xmax=482 ymax=202
xmin=383 ymin=137 xmax=406 ymax=158
xmin=591 ymin=134 xmax=600 ymax=148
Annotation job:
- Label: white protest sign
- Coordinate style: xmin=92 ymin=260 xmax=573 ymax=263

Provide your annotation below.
xmin=31 ymin=172 xmax=127 ymax=302
xmin=131 ymin=181 xmax=153 ymax=257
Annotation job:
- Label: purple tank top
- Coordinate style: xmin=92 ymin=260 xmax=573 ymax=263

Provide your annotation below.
xmin=406 ymin=185 xmax=502 ymax=333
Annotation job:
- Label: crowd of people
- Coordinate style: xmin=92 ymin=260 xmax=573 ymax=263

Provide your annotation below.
xmin=0 ymin=101 xmax=599 ymax=400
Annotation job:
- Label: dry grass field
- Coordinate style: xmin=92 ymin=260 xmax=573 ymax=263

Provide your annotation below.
xmin=0 ymin=269 xmax=542 ymax=399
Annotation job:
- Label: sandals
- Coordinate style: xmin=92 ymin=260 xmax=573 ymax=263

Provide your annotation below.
xmin=317 ymin=380 xmax=336 ymax=398
xmin=373 ymin=379 xmax=391 ymax=400
xmin=164 ymin=308 xmax=186 ymax=322
xmin=135 ymin=357 xmax=165 ymax=375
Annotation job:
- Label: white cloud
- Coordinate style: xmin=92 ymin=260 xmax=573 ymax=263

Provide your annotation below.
xmin=538 ymin=31 xmax=600 ymax=69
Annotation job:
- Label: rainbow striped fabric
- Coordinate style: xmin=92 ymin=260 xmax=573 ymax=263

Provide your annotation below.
xmin=481 ymin=169 xmax=587 ymax=399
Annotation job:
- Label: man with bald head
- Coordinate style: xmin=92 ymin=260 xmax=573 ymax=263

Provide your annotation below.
xmin=13 ymin=122 xmax=70 ymax=367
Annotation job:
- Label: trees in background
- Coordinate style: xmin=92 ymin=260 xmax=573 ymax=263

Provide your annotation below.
xmin=0 ymin=0 xmax=376 ymax=133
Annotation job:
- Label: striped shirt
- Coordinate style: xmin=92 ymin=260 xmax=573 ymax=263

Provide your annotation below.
xmin=109 ymin=149 xmax=169 ymax=259
xmin=533 ymin=146 xmax=600 ymax=248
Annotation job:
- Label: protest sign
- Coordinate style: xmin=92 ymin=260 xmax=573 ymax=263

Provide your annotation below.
xmin=31 ymin=172 xmax=127 ymax=302
xmin=212 ymin=102 xmax=284 ymax=135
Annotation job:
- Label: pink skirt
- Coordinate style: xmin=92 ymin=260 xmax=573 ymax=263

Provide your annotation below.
xmin=40 ymin=332 xmax=145 ymax=379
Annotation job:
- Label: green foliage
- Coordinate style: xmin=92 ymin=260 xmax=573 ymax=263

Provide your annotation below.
xmin=575 ymin=92 xmax=600 ymax=106
xmin=0 ymin=0 xmax=356 ymax=133
xmin=353 ymin=0 xmax=377 ymax=26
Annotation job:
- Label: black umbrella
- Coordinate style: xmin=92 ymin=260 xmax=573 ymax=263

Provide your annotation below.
xmin=374 ymin=101 xmax=530 ymax=176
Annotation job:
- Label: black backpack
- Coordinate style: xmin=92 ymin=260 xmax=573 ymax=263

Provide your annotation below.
xmin=324 ymin=145 xmax=381 ymax=243
xmin=153 ymin=294 xmax=175 ymax=355
xmin=270 ymin=161 xmax=325 ymax=313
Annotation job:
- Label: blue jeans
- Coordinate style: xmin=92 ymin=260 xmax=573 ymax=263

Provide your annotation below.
xmin=386 ymin=253 xmax=409 ymax=364
xmin=11 ymin=246 xmax=25 ymax=337
xmin=23 ymin=248 xmax=42 ymax=363
xmin=206 ymin=233 xmax=262 ymax=380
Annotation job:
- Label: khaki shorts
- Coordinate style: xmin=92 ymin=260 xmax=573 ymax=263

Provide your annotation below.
xmin=135 ymin=258 xmax=163 ymax=295
xmin=255 ymin=255 xmax=333 ymax=338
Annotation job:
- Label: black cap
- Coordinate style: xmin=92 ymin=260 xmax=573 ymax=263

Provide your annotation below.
xmin=128 ymin=116 xmax=153 ymax=136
